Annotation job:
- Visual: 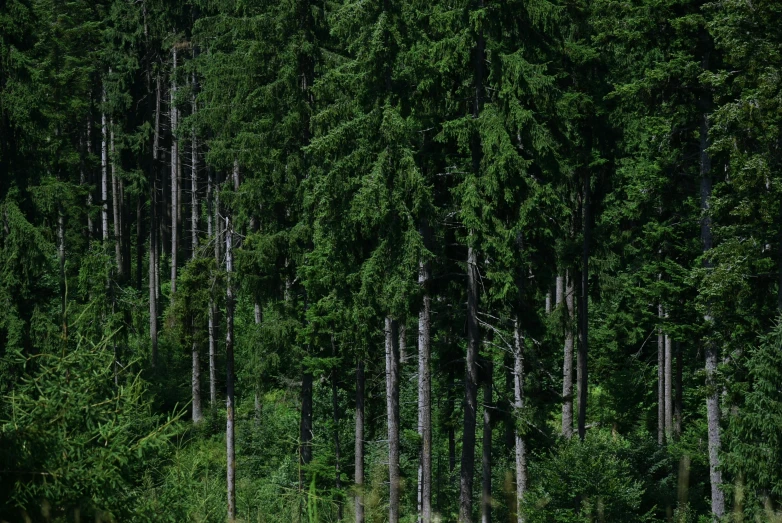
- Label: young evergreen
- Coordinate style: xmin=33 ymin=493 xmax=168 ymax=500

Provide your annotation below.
xmin=1 ymin=0 xmax=782 ymax=521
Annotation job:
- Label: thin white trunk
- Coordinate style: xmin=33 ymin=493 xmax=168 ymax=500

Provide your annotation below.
xmin=513 ymin=319 xmax=527 ymax=523
xmin=170 ymin=48 xmax=179 ymax=295
xmin=101 ymin=89 xmax=108 ymax=243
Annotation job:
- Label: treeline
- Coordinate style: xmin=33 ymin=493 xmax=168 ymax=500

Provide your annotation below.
xmin=1 ymin=0 xmax=782 ymax=521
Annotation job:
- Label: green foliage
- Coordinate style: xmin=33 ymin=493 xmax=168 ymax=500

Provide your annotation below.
xmin=0 ymin=335 xmax=182 ymax=521
xmin=523 ymin=430 xmax=651 ymax=523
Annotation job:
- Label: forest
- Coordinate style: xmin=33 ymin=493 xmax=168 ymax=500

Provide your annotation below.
xmin=1 ymin=0 xmax=782 ymax=521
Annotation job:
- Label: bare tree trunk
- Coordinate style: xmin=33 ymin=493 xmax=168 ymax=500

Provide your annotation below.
xmin=149 ymin=181 xmax=158 ymax=367
xmin=513 ymin=319 xmax=527 ymax=523
xmin=58 ymin=204 xmax=66 ymax=334
xmin=101 ymin=91 xmax=109 ymax=243
xmin=208 ymin=167 xmax=217 ymax=406
xmin=674 ymin=341 xmax=682 ymax=439
xmin=577 ymin=171 xmax=590 ymax=441
xmin=85 ymin=114 xmax=94 ymax=238
xmin=418 ymin=238 xmax=433 ymax=523
xmin=562 ymin=271 xmax=574 ymax=439
xmin=700 ymin=111 xmax=724 ymax=520
xmin=189 ymin=80 xmax=202 ymax=424
xmin=665 ymin=333 xmax=673 ymax=439
xmin=170 ymin=47 xmax=179 ymax=295
xmin=331 ymin=338 xmax=343 ymax=521
xmin=555 ymin=275 xmax=564 ymax=308
xmin=658 ymin=305 xmax=665 ymax=446
xmin=225 ymin=159 xmax=239 ymax=521
xmin=300 ymin=371 xmax=313 ymax=488
xmin=136 ymin=195 xmax=143 ymax=290
xmin=461 ymin=243 xmax=480 ymax=523
xmin=111 ymin=124 xmax=122 ymax=276
xmin=481 ymin=358 xmax=492 ymax=523
xmin=355 ymin=359 xmax=365 ymax=523
xmin=385 ymin=317 xmax=401 ymax=523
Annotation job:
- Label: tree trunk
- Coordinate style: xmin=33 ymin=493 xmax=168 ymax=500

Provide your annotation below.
xmin=461 ymin=244 xmax=480 ymax=523
xmin=700 ymin=112 xmax=724 ymax=519
xmin=385 ymin=317 xmax=401 ymax=523
xmin=225 ymin=159 xmax=239 ymax=521
xmin=170 ymin=47 xmax=179 ymax=295
xmin=555 ymin=274 xmax=564 ymax=308
xmin=208 ymin=167 xmax=217 ymax=406
xmin=85 ymin=115 xmax=93 ymax=239
xmin=58 ymin=204 xmax=66 ymax=334
xmin=331 ymin=338 xmax=343 ymax=521
xmin=136 ymin=195 xmax=143 ymax=290
xmin=674 ymin=341 xmax=682 ymax=439
xmin=577 ymin=171 xmax=590 ymax=441
xmin=562 ymin=271 xmax=574 ymax=439
xmin=418 ymin=242 xmax=433 ymax=523
xmin=101 ymin=92 xmax=108 ymax=243
xmin=300 ymin=371 xmax=313 ymax=488
xmin=513 ymin=319 xmax=527 ymax=523
xmin=481 ymin=358 xmax=492 ymax=523
xmin=355 ymin=359 xmax=365 ymax=523
xmin=658 ymin=305 xmax=665 ymax=445
xmin=149 ymin=178 xmax=158 ymax=367
xmin=665 ymin=333 xmax=673 ymax=439
xmin=190 ymin=82 xmax=202 ymax=424
xmin=111 ymin=124 xmax=123 ymax=277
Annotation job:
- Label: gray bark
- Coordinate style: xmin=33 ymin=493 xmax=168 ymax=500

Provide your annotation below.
xmin=562 ymin=272 xmax=575 ymax=439
xmin=355 ymin=360 xmax=365 ymax=523
xmin=190 ymin=78 xmax=202 ymax=424
xmin=111 ymin=124 xmax=122 ymax=276
xmin=461 ymin=244 xmax=480 ymax=522
xmin=225 ymin=160 xmax=239 ymax=521
xmin=658 ymin=305 xmax=665 ymax=445
xmin=665 ymin=333 xmax=673 ymax=439
xmin=208 ymin=167 xmax=217 ymax=406
xmin=170 ymin=48 xmax=179 ymax=295
xmin=101 ymin=94 xmax=108 ymax=243
xmin=417 ymin=243 xmax=433 ymax=523
xmin=385 ymin=317 xmax=401 ymax=523
xmin=513 ymin=319 xmax=527 ymax=523
xmin=481 ymin=359 xmax=492 ymax=523
xmin=555 ymin=275 xmax=564 ymax=308
xmin=577 ymin=172 xmax=590 ymax=441
xmin=700 ymin=111 xmax=724 ymax=519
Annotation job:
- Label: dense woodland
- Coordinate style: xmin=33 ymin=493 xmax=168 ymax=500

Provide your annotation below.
xmin=1 ymin=0 xmax=782 ymax=521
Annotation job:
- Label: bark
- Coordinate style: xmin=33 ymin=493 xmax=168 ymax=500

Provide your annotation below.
xmin=190 ymin=83 xmax=202 ymax=424
xmin=149 ymin=179 xmax=158 ymax=367
xmin=448 ymin=364 xmax=457 ymax=477
xmin=57 ymin=205 xmax=66 ymax=334
xmin=85 ymin=115 xmax=93 ymax=238
xmin=111 ymin=124 xmax=122 ymax=276
xmin=665 ymin=333 xmax=673 ymax=439
xmin=355 ymin=359 xmax=365 ymax=523
xmin=136 ymin=195 xmax=143 ymax=290
xmin=658 ymin=305 xmax=665 ymax=446
xmin=170 ymin=47 xmax=179 ymax=295
xmin=385 ymin=317 xmax=401 ymax=523
xmin=674 ymin=341 xmax=683 ymax=438
xmin=300 ymin=371 xmax=313 ymax=487
xmin=555 ymin=275 xmax=564 ymax=308
xmin=700 ymin=111 xmax=724 ymax=519
xmin=461 ymin=244 xmax=480 ymax=523
xmin=208 ymin=166 xmax=217 ymax=406
xmin=513 ymin=319 xmax=527 ymax=523
xmin=418 ymin=241 xmax=433 ymax=523
xmin=225 ymin=211 xmax=236 ymax=521
xmin=331 ymin=339 xmax=343 ymax=521
xmin=577 ymin=171 xmax=590 ymax=441
xmin=562 ymin=271 xmax=575 ymax=439
xmin=481 ymin=358 xmax=492 ymax=523
xmin=101 ymin=94 xmax=108 ymax=243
